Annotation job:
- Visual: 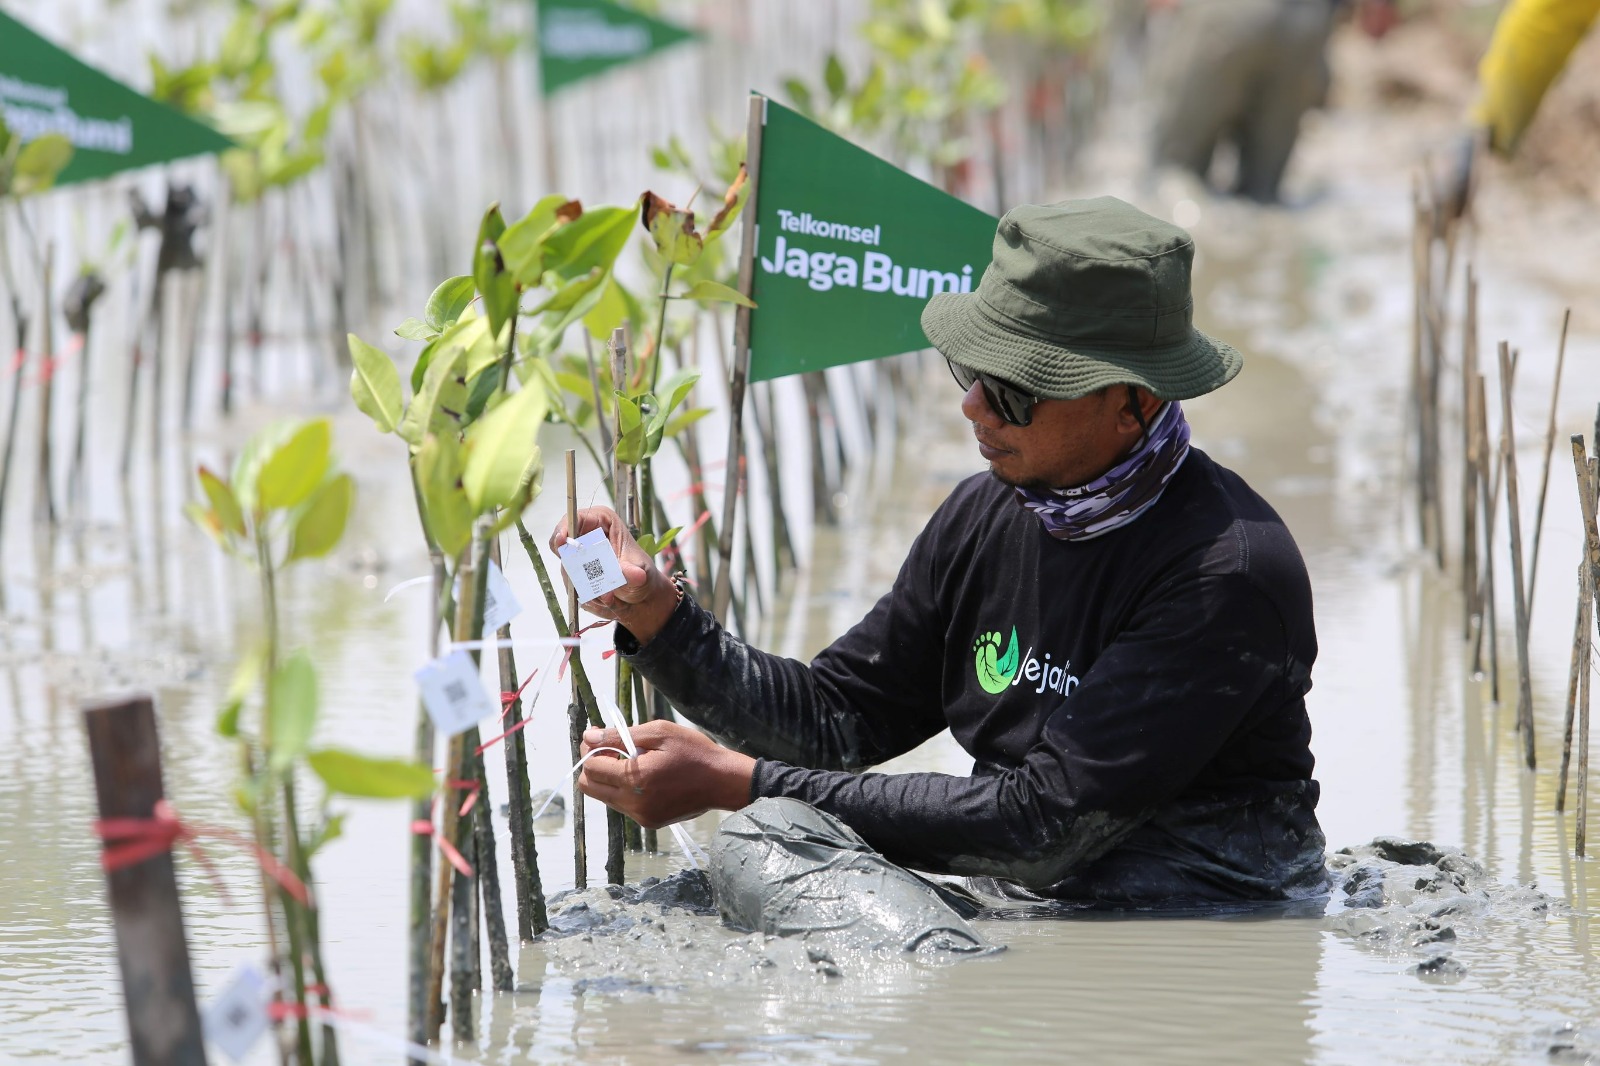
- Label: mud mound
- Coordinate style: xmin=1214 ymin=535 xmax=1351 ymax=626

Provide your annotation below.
xmin=1325 ymin=837 xmax=1566 ymax=982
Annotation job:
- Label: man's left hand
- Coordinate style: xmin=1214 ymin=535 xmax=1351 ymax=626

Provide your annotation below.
xmin=577 ymin=720 xmax=756 ymax=829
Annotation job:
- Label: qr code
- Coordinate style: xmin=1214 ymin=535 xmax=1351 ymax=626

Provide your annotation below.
xmin=444 ymin=680 xmax=468 ymax=704
xmin=582 ymin=559 xmax=606 ymax=581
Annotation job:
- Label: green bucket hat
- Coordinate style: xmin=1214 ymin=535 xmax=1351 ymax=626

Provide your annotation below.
xmin=920 ymin=196 xmax=1241 ymax=401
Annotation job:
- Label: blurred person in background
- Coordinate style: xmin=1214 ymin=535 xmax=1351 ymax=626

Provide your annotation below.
xmin=1149 ymin=0 xmax=1398 ymax=204
xmin=1440 ymin=0 xmax=1600 ymax=218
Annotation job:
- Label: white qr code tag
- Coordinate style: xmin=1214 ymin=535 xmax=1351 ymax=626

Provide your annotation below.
xmin=203 ymin=963 xmax=271 ymax=1062
xmin=481 ymin=558 xmax=523 ymax=632
xmin=557 ymin=527 xmax=627 ymax=603
xmin=415 ymin=649 xmax=497 ymax=736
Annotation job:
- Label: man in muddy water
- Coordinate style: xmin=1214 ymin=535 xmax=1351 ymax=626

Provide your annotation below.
xmin=553 ymin=196 xmax=1328 ymax=918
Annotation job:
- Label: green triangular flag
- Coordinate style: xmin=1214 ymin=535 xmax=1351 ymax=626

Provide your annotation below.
xmin=0 ymin=13 xmax=233 ymax=187
xmin=535 ymin=0 xmax=698 ymax=96
xmin=747 ymin=97 xmax=997 ymax=382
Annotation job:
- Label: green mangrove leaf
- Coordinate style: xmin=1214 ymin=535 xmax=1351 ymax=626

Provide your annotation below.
xmin=287 ymin=473 xmax=354 ymax=562
xmin=657 ymin=367 xmax=702 ymax=417
xmin=664 ymin=406 xmax=712 ymax=438
xmin=416 ymin=433 xmax=472 ymax=557
xmin=217 ymin=645 xmax=266 ymax=739
xmin=198 ymin=466 xmax=246 ymax=536
xmin=308 ymin=749 xmax=437 ymax=798
xmin=348 ymin=334 xmax=403 ymax=433
xmin=397 ymin=338 xmax=469 ymax=446
xmin=487 ymin=447 xmax=545 ymax=535
xmin=395 ymin=317 xmax=435 ymax=341
xmin=583 ymin=277 xmax=629 ymax=341
xmin=640 ymin=192 xmax=703 ymax=266
xmin=636 ymin=526 xmax=681 ymax=556
xmin=524 ymin=273 xmax=610 ymax=359
xmin=475 ymin=244 xmax=515 ymax=339
xmin=784 ymin=77 xmax=815 ymax=115
xmin=12 ymin=134 xmax=73 ymax=195
xmin=425 ymin=276 xmax=477 ymax=333
xmin=306 ymin=812 xmax=345 ymax=857
xmin=267 ymin=652 xmax=318 ymax=772
xmin=500 ymin=196 xmax=581 ymax=286
xmin=461 ymin=319 xmax=507 ymax=385
xmin=257 ymin=419 xmax=332 ymax=512
xmin=463 ymin=382 xmax=548 ymax=512
xmin=463 ymin=366 xmax=499 ymax=423
xmin=184 ymin=502 xmax=226 ymax=548
xmin=543 ymin=204 xmax=636 ymax=281
xmin=681 ymin=279 xmax=755 ymax=309
xmin=824 ymin=53 xmax=848 ymax=102
xmin=527 ymin=267 xmax=605 ymax=316
xmin=613 ymin=393 xmax=646 ymax=465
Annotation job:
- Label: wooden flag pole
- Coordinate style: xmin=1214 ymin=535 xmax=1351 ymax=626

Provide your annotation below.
xmin=712 ymin=93 xmax=766 ymax=625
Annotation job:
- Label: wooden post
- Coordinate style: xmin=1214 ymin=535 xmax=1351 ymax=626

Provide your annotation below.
xmin=712 ymin=93 xmax=767 ymax=625
xmin=35 ymin=243 xmax=56 ymax=525
xmin=1460 ymin=267 xmax=1479 ymax=636
xmin=606 ymin=328 xmax=630 ymax=883
xmin=83 ymin=695 xmax=208 ymax=1066
xmin=564 ymin=448 xmax=587 ymax=890
xmin=1497 ymin=341 xmax=1537 ymax=770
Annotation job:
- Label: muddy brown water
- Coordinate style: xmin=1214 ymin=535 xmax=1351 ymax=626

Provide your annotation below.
xmin=5 ymin=23 xmax=1600 ymax=1066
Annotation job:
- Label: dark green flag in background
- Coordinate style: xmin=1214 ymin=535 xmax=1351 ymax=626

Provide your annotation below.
xmin=0 ymin=12 xmax=233 ymax=187
xmin=535 ymin=0 xmax=699 ymax=96
xmin=746 ymin=97 xmax=997 ymax=383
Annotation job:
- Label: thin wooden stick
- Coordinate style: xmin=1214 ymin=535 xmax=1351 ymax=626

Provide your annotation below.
xmin=1559 ymin=440 xmax=1590 ymax=812
xmin=1496 ymin=341 xmax=1537 ymax=769
xmin=1473 ymin=373 xmax=1501 ymax=694
xmin=712 ymin=93 xmax=766 ymax=623
xmin=1527 ymin=307 xmax=1572 ymax=614
xmin=1460 ymin=267 xmax=1479 ymax=634
xmin=565 ymin=448 xmax=587 ymax=891
xmin=1568 ymin=435 xmax=1600 ymax=855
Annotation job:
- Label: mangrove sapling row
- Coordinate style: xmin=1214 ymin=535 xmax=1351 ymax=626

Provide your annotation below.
xmin=184 ymin=416 xmax=440 ymax=1065
xmin=0 ymin=120 xmax=72 ymax=536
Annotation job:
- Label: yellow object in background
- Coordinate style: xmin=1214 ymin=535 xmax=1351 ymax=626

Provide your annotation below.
xmin=1470 ymin=0 xmax=1600 ymax=153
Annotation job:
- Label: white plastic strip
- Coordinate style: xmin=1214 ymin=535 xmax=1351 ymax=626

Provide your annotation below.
xmin=383 ymin=575 xmax=432 ymax=602
xmin=529 ymin=747 xmax=633 ymax=820
xmin=597 ymin=700 xmax=708 ymax=869
xmin=306 ymin=1006 xmax=460 ymax=1066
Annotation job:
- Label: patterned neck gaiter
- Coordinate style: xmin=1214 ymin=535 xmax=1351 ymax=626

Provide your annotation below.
xmin=1014 ymin=401 xmax=1192 ymax=541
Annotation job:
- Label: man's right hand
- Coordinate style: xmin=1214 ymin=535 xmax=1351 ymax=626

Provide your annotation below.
xmin=550 ymin=506 xmax=679 ymax=645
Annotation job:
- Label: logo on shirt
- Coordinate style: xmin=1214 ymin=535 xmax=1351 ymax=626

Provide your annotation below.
xmin=973 ymin=628 xmax=1020 ymax=693
xmin=973 ymin=626 xmax=1081 ymax=698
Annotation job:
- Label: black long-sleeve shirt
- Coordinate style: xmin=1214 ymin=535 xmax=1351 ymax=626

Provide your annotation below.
xmin=621 ymin=448 xmax=1329 ymax=905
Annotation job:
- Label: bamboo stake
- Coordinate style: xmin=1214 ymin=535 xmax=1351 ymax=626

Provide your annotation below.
xmin=407 ymin=540 xmax=442 ymax=1047
xmin=492 ymin=540 xmax=546 ymax=939
xmin=34 ymin=243 xmax=55 ymax=525
xmin=564 ymin=450 xmax=587 ymax=890
xmin=606 ymin=328 xmax=630 ymax=881
xmin=1496 ymin=341 xmax=1537 ymax=769
xmin=712 ymin=93 xmax=766 ymax=624
xmin=1460 ymin=267 xmax=1479 ymax=633
xmin=1475 ymin=374 xmax=1500 ymax=696
xmin=1526 ymin=307 xmax=1572 ymax=613
xmin=1568 ymin=434 xmax=1600 ymax=854
xmin=1557 ymin=556 xmax=1586 ymax=811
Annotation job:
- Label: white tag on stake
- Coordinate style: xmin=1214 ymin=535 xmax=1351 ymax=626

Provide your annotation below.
xmin=557 ymin=528 xmax=627 ymax=603
xmin=481 ymin=559 xmax=523 ymax=632
xmin=415 ymin=650 xmax=497 ymax=736
xmin=203 ymin=963 xmax=271 ymax=1062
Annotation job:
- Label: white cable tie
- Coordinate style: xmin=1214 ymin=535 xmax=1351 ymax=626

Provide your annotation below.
xmin=530 ymin=747 xmax=632 ymax=820
xmin=598 ymin=699 xmax=703 ymax=870
xmin=305 ymin=1006 xmax=460 ymax=1065
xmin=383 ymin=575 xmax=432 ymax=602
xmin=445 ymin=636 xmax=583 ymax=653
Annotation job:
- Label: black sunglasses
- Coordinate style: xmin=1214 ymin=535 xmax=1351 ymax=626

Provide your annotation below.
xmin=946 ymin=358 xmax=1039 ymax=427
